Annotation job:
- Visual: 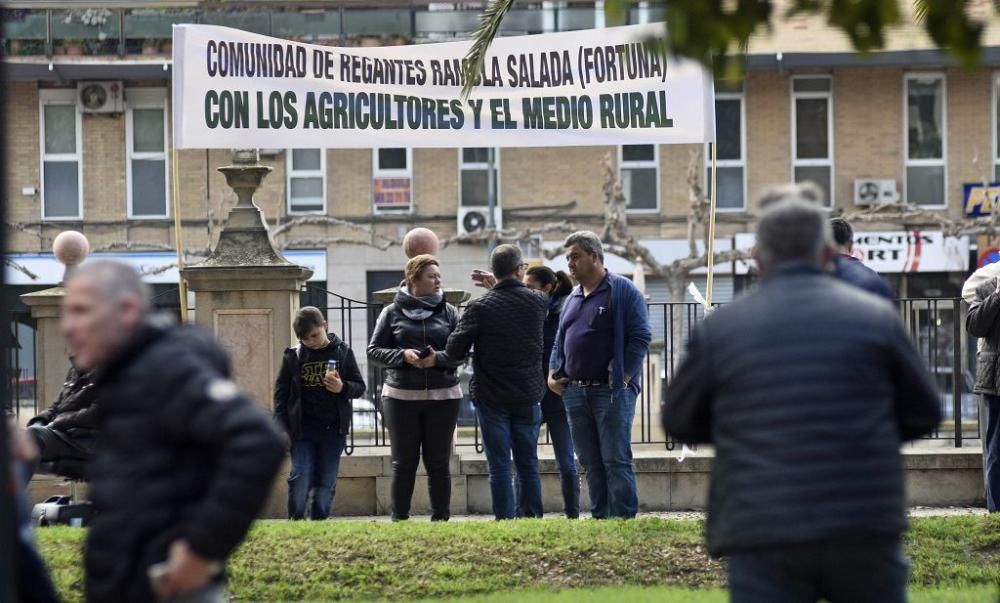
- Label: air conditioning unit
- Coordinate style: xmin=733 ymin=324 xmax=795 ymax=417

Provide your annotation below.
xmin=853 ymin=179 xmax=898 ymax=206
xmin=458 ymin=206 xmax=502 ymax=236
xmin=78 ymin=81 xmax=123 ymax=114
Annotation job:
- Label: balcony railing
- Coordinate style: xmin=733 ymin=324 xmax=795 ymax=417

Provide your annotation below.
xmin=1 ymin=4 xmax=665 ymax=58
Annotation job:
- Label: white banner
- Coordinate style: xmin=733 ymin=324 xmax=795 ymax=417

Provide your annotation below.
xmin=733 ymin=231 xmax=970 ymax=274
xmin=172 ymin=24 xmax=715 ymax=149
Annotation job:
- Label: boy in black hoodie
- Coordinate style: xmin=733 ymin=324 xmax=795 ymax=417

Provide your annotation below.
xmin=274 ymin=306 xmax=366 ymax=520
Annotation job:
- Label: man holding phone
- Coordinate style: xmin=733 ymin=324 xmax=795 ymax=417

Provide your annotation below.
xmin=435 ymin=245 xmax=548 ymax=519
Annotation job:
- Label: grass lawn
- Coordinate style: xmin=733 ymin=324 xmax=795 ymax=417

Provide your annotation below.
xmin=36 ymin=515 xmax=999 ymax=602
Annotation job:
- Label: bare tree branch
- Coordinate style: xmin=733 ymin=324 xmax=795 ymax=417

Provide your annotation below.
xmin=4 ymin=257 xmax=38 ymax=280
xmin=272 ymin=215 xmax=398 ymax=241
xmin=840 ymin=202 xmax=1000 ymax=239
xmin=281 ymin=237 xmax=397 ymax=252
xmin=438 ymin=221 xmax=578 ymax=249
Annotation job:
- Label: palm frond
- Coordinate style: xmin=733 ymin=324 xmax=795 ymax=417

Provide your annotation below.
xmin=913 ymin=0 xmax=929 ymax=24
xmin=461 ymin=0 xmax=515 ymax=99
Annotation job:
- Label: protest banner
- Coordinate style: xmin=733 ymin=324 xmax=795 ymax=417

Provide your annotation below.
xmin=171 ymin=23 xmax=715 ymax=149
xmin=170 ymin=22 xmax=724 ymax=304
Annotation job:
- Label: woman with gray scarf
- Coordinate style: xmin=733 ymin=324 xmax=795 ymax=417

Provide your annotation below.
xmin=368 ymin=254 xmax=462 ymax=521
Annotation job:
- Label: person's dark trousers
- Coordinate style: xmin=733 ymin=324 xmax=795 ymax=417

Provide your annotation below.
xmin=384 ymin=397 xmax=461 ymax=521
xmin=26 ymin=424 xmax=95 ymax=482
xmin=477 ymin=401 xmax=543 ymax=520
xmin=13 ymin=461 xmax=61 ymax=603
xmin=287 ymin=420 xmax=346 ymax=520
xmin=727 ymin=536 xmax=908 ymax=603
xmin=562 ymin=383 xmax=638 ymax=519
xmin=539 ymin=394 xmax=580 ymax=518
xmin=983 ymin=394 xmax=1000 ymax=512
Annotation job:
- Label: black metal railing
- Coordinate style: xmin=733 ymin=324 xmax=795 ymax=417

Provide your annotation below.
xmin=4 ymin=310 xmax=37 ymax=421
xmin=310 ymin=287 xmax=980 ymax=454
xmin=3 ymin=289 xmax=979 ymax=450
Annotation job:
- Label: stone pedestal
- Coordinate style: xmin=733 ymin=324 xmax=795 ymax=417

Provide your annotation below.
xmin=181 ymin=152 xmax=312 ymax=518
xmin=20 ymin=287 xmax=70 ymax=414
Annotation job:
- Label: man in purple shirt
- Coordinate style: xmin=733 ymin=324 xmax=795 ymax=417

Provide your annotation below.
xmin=549 ymin=231 xmax=651 ymax=519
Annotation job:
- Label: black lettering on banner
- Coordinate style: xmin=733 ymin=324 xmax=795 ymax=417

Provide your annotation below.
xmin=303 ymin=92 xmax=320 ymax=128
xmin=204 ymin=90 xmax=249 ymax=129
xmin=468 ymin=99 xmax=484 ymax=129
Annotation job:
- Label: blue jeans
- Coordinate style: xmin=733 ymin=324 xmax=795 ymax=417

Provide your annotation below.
xmin=287 ymin=420 xmax=346 ymax=520
xmin=477 ymin=402 xmax=543 ymax=520
xmin=728 ymin=536 xmax=908 ymax=603
xmin=562 ymin=383 xmax=638 ymax=518
xmin=983 ymin=395 xmax=1000 ymax=512
xmin=540 ymin=394 xmax=580 ymax=518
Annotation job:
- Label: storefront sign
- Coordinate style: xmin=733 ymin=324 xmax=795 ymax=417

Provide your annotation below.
xmin=733 ymin=231 xmax=969 ymax=274
xmin=979 ymin=246 xmax=1000 ymax=268
xmin=963 ymin=182 xmax=1000 ymax=217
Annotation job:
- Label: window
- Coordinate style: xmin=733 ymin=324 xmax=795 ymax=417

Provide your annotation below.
xmin=706 ymin=93 xmax=746 ymax=211
xmin=619 ymin=144 xmax=659 ymax=212
xmin=126 ymin=89 xmax=169 ymax=218
xmin=791 ymin=76 xmax=834 ymax=207
xmin=287 ymin=149 xmax=326 ymax=213
xmin=459 ymin=148 xmax=499 ymax=208
xmin=39 ymin=89 xmax=82 ymax=220
xmin=372 ymin=148 xmax=413 ymax=212
xmin=905 ymin=74 xmax=946 ymax=207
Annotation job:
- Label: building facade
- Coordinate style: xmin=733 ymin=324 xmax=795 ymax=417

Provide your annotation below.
xmin=3 ymin=0 xmax=999 ymax=395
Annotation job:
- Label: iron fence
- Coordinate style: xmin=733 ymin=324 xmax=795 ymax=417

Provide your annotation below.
xmin=3 ymin=289 xmax=979 ymax=449
xmin=4 ymin=310 xmax=37 ymax=421
xmin=313 ymin=287 xmax=980 ymax=454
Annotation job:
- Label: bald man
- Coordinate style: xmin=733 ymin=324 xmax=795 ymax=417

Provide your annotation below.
xmin=61 ymin=260 xmax=284 ymax=603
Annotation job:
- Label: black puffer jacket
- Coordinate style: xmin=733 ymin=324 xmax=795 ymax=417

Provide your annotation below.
xmin=28 ymin=366 xmax=98 ymax=432
xmin=663 ymin=265 xmax=941 ymax=556
xmin=85 ymin=315 xmax=285 ymax=603
xmin=368 ymin=288 xmax=461 ymax=391
xmin=440 ymin=279 xmax=547 ymax=408
xmin=966 ymin=276 xmax=1000 ymax=395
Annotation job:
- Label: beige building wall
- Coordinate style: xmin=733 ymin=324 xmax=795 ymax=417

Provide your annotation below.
xmin=4 ymin=65 xmax=999 ymax=260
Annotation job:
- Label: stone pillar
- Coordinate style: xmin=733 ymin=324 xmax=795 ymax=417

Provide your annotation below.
xmin=181 ymin=150 xmax=311 ymax=518
xmin=20 ymin=288 xmax=70 ymax=414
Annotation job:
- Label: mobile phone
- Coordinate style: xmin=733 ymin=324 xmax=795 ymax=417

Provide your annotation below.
xmin=418 ymin=346 xmax=434 ymax=359
xmin=148 ymin=562 xmax=169 ymax=594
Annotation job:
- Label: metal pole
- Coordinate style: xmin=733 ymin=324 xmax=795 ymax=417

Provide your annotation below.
xmin=953 ymin=298 xmax=963 ymax=448
xmin=486 ymin=147 xmax=496 ymax=229
xmin=486 ymin=147 xmax=498 ymax=255
xmin=705 ymin=141 xmax=718 ymax=306
xmin=168 ymin=78 xmax=189 ymax=323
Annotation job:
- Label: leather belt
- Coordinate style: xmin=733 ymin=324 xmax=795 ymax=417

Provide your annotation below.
xmin=571 ymin=379 xmax=608 ymax=387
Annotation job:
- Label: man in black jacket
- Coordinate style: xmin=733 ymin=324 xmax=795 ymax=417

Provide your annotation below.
xmin=25 ymin=363 xmax=97 ymax=480
xmin=435 ymin=244 xmax=547 ymax=519
xmin=663 ymin=194 xmax=941 ymax=603
xmin=274 ymin=306 xmax=366 ymax=520
xmin=963 ymin=263 xmax=1000 ymax=512
xmin=60 ymin=260 xmax=284 ymax=603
